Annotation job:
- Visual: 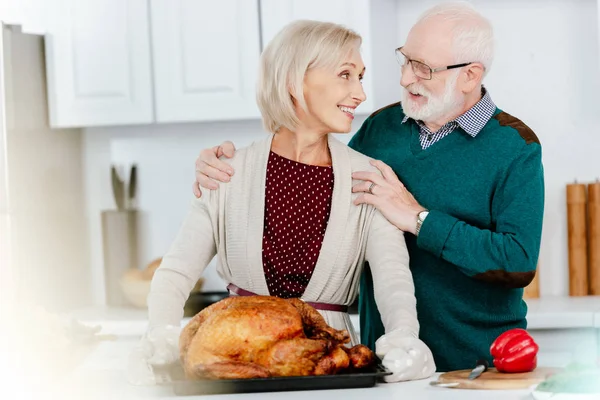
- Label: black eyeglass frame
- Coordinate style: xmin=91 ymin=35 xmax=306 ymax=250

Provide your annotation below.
xmin=395 ymin=46 xmax=474 ymax=80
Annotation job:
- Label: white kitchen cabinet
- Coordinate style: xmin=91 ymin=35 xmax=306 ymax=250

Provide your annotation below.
xmin=44 ymin=0 xmax=153 ymax=128
xmin=260 ymin=0 xmax=375 ymax=113
xmin=150 ymin=0 xmax=262 ymax=123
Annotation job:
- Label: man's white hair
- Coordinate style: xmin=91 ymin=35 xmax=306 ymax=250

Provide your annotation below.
xmin=417 ymin=1 xmax=495 ymax=77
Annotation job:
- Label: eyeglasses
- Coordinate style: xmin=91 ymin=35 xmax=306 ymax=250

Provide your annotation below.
xmin=395 ymin=47 xmax=473 ymax=80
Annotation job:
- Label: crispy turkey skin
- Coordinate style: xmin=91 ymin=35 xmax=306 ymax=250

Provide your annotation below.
xmin=179 ymin=296 xmax=374 ymax=379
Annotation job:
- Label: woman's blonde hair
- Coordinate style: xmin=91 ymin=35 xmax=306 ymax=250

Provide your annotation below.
xmin=256 ymin=20 xmax=362 ymax=134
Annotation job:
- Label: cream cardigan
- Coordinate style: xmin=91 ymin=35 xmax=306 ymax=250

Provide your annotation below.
xmin=148 ymin=134 xmax=419 ymax=345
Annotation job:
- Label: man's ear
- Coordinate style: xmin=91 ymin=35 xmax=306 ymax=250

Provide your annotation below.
xmin=462 ymin=62 xmax=485 ymax=93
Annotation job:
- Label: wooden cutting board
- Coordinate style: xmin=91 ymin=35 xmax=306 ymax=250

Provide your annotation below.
xmin=437 ymin=367 xmax=558 ymax=390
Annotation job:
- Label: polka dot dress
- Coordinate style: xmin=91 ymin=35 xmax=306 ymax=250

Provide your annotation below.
xmin=262 ymin=151 xmax=334 ymax=298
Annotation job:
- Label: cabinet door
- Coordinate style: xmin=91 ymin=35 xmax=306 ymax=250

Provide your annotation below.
xmin=44 ymin=0 xmax=153 ymax=128
xmin=260 ymin=0 xmax=374 ymax=113
xmin=150 ymin=0 xmax=261 ymax=123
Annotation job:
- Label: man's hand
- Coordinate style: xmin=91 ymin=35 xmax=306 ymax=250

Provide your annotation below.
xmin=352 ymin=160 xmax=425 ymax=234
xmin=193 ymin=141 xmax=237 ymax=198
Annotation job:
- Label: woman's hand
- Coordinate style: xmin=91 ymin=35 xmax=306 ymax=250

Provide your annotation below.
xmin=193 ymin=141 xmax=237 ymax=198
xmin=375 ymin=330 xmax=436 ymax=382
xmin=127 ymin=325 xmax=181 ymax=385
xmin=352 ymin=159 xmax=425 ymax=234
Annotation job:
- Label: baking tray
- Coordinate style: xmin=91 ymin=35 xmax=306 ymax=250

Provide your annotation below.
xmin=167 ymin=360 xmax=391 ymax=396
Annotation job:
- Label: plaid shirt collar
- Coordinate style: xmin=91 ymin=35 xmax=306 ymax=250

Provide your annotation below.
xmin=401 ymin=87 xmax=496 ymax=137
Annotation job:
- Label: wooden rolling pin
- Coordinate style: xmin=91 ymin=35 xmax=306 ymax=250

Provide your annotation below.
xmin=588 ymin=181 xmax=600 ymax=295
xmin=567 ymin=183 xmax=588 ymax=296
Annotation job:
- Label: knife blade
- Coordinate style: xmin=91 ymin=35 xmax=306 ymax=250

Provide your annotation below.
xmin=111 ymin=165 xmax=125 ymax=210
xmin=468 ymin=358 xmax=489 ymax=380
xmin=429 ymin=380 xmax=460 ymax=388
xmin=128 ymin=164 xmax=137 ymax=209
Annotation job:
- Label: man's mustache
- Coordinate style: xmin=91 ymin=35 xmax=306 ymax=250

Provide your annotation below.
xmin=404 ymin=84 xmax=429 ymax=98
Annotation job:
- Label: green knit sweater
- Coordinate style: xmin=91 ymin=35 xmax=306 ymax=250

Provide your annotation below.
xmin=349 ymin=102 xmax=544 ymax=372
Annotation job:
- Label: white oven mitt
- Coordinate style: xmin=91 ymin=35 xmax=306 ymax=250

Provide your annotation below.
xmin=127 ymin=325 xmax=181 ymax=386
xmin=375 ymin=329 xmax=436 ymax=383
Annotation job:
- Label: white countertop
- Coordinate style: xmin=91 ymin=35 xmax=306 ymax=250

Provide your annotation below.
xmin=43 ymin=337 xmax=533 ymax=400
xmin=37 ymin=296 xmax=600 ymax=400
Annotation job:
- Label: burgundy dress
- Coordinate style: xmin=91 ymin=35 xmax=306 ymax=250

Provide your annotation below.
xmin=262 ymin=151 xmax=334 ymax=298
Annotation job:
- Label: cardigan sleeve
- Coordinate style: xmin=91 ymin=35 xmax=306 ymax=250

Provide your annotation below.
xmin=365 ymin=210 xmax=419 ymax=338
xmin=147 ymin=193 xmax=218 ymax=328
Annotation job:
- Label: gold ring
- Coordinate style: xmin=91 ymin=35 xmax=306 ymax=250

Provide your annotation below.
xmin=368 ymin=182 xmax=376 ymax=194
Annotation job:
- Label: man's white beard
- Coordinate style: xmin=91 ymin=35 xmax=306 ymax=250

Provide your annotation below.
xmin=401 ymin=71 xmax=464 ymax=123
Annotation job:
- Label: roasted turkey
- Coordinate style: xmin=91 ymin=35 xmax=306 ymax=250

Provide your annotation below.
xmin=179 ymin=296 xmax=374 ymax=379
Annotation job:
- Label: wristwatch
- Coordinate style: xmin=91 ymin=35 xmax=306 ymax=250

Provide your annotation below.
xmin=415 ymin=210 xmax=429 ymax=236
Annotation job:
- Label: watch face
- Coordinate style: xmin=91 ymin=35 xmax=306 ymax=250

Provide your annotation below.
xmin=419 ymin=211 xmax=429 ymax=221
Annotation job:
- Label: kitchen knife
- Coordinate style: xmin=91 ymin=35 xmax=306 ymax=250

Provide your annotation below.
xmin=429 ymin=380 xmax=460 ymax=388
xmin=468 ymin=359 xmax=489 ymax=380
xmin=128 ymin=164 xmax=137 ymax=209
xmin=111 ymin=165 xmax=125 ymax=210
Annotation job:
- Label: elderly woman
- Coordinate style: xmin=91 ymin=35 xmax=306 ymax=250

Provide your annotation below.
xmin=128 ymin=20 xmax=435 ymax=385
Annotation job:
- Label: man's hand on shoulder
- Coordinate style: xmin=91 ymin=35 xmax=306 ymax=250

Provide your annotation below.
xmin=352 ymin=159 xmax=425 ymax=234
xmin=193 ymin=141 xmax=237 ymax=198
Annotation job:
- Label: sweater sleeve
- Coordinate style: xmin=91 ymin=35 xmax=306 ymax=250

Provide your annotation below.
xmin=417 ymin=142 xmax=544 ymax=288
xmin=365 ymin=210 xmax=419 ymax=338
xmin=147 ymin=193 xmax=218 ymax=328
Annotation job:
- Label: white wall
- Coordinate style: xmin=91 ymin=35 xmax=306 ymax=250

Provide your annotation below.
xmin=83 ymin=0 xmax=600 ymax=304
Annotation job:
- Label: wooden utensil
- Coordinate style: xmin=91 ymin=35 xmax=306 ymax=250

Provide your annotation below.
xmin=434 ymin=367 xmax=558 ymax=390
xmin=523 ymin=263 xmax=540 ymax=299
xmin=588 ymin=180 xmax=600 ymax=295
xmin=567 ymin=183 xmax=588 ymax=296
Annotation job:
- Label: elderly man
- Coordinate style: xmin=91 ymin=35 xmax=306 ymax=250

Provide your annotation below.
xmin=192 ymin=2 xmax=544 ymax=372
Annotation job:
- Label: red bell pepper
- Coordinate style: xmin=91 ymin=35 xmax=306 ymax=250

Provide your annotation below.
xmin=490 ymin=328 xmax=539 ymax=373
